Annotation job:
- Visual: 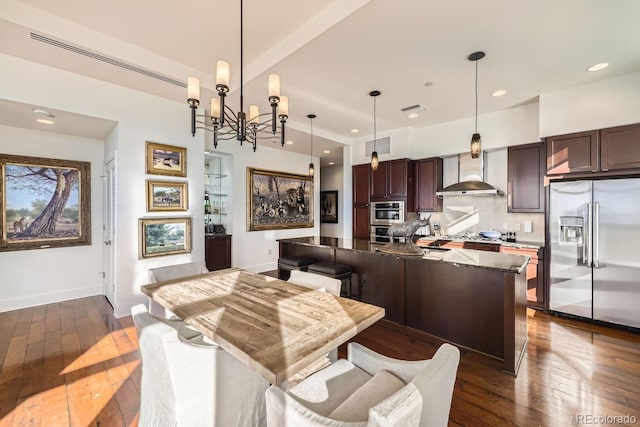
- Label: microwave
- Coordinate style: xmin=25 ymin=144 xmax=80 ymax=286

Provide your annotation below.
xmin=370 ymin=201 xmax=405 ymax=225
xmin=370 ymin=225 xmax=406 ymax=244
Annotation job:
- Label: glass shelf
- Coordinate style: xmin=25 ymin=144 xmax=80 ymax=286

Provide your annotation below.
xmin=205 ymin=173 xmax=227 ymax=178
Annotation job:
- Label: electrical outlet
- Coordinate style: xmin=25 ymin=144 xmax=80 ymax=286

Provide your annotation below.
xmin=268 ymin=249 xmax=272 ymax=255
xmin=514 ymin=223 xmax=521 ymax=232
xmin=502 ymin=223 xmax=508 ymax=231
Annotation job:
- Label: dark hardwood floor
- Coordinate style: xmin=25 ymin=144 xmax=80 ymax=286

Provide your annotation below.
xmin=1 ymin=295 xmax=639 ymax=426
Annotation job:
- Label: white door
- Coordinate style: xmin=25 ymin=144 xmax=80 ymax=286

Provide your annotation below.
xmin=103 ymin=157 xmax=116 ymax=306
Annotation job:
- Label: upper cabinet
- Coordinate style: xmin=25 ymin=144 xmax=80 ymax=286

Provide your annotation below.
xmin=546 ymin=130 xmax=598 ymax=175
xmin=546 ymin=123 xmax=640 ymax=176
xmin=413 ymin=157 xmax=443 ymax=212
xmin=352 ymin=164 xmax=371 ymax=240
xmin=370 ymin=159 xmax=414 ymax=202
xmin=600 ymin=123 xmax=640 ymax=171
xmin=508 ymin=142 xmax=545 ymax=213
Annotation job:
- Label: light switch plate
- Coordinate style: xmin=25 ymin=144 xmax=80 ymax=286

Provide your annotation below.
xmin=523 ymin=221 xmax=532 ymax=233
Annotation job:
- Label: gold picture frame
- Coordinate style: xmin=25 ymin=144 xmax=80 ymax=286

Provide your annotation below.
xmin=247 ymin=167 xmax=313 ymax=231
xmin=146 ymin=180 xmax=188 ymax=212
xmin=0 ymin=154 xmax=91 ymax=252
xmin=138 ymin=217 xmax=192 ymax=259
xmin=146 ymin=141 xmax=187 ymax=177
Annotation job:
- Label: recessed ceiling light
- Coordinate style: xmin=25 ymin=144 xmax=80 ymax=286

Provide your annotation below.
xmin=323 ymin=150 xmax=331 ymax=154
xmin=285 ymin=140 xmax=294 ymax=145
xmin=32 ymin=108 xmax=55 ymax=117
xmin=492 ymin=90 xmax=507 ymax=97
xmin=36 ymin=118 xmax=54 ymax=125
xmin=401 ymin=104 xmax=425 ymax=118
xmin=328 ymin=162 xmax=335 ymax=165
xmin=350 ymin=128 xmax=359 ymax=133
xmin=407 ymin=113 xmax=419 ymax=119
xmin=424 ymin=82 xmax=434 ymax=87
xmin=587 ymin=62 xmax=609 ymax=72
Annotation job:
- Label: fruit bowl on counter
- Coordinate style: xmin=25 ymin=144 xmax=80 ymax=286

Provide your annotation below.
xmin=479 ymin=230 xmax=502 ymax=239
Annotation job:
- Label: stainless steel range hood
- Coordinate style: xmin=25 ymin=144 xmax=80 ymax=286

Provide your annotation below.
xmin=436 ymin=152 xmax=503 ymax=197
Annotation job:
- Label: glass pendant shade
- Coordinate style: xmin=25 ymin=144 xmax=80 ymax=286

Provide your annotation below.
xmin=216 ymin=60 xmax=230 ymax=87
xmin=470 ymin=133 xmax=482 ymax=158
xmin=371 ymin=151 xmax=379 ymax=171
xmin=308 ymin=162 xmax=315 ymax=177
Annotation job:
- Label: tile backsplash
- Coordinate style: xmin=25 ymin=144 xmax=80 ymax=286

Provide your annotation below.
xmin=418 ymin=195 xmax=545 ymax=243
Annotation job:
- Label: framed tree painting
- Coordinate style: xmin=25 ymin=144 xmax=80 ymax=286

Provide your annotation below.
xmin=320 ymin=190 xmax=338 ymax=223
xmin=139 ymin=217 xmax=192 ymax=258
xmin=146 ymin=141 xmax=187 ymax=177
xmin=0 ymin=154 xmax=91 ymax=252
xmin=247 ymin=167 xmax=313 ymax=231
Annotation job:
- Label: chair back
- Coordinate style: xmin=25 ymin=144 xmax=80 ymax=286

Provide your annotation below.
xmin=410 ymin=343 xmax=460 ymax=427
xmin=148 ymin=261 xmax=208 ymax=283
xmin=288 ymin=270 xmax=341 ymax=296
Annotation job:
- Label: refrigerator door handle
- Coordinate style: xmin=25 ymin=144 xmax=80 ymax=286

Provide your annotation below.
xmin=594 ymin=202 xmax=600 ymax=268
xmin=586 ymin=202 xmax=593 ymax=267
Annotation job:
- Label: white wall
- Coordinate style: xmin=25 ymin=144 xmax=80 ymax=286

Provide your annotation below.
xmin=412 ymin=103 xmax=540 ymax=158
xmin=205 ymin=134 xmax=320 ymax=273
xmin=0 ymin=53 xmax=318 ymax=317
xmin=319 ymin=165 xmax=344 ymax=237
xmin=540 ymin=71 xmax=640 ymax=137
xmin=0 ymin=125 xmax=104 ymax=311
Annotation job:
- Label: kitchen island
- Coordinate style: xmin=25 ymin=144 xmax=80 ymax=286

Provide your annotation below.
xmin=278 ymin=236 xmax=529 ymax=375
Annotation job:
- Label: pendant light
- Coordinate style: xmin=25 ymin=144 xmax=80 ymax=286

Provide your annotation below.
xmin=370 ymin=90 xmax=381 ymax=171
xmin=468 ymin=51 xmax=485 ymax=159
xmin=308 ymin=114 xmax=316 ymax=177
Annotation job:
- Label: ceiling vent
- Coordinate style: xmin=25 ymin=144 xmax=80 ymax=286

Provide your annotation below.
xmin=364 ymin=136 xmax=390 ymax=156
xmin=400 ymin=104 xmax=426 ymax=116
xmin=30 ymin=32 xmax=186 ymax=88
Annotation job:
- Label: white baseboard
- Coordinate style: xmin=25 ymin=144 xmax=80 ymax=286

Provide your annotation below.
xmin=0 ymin=285 xmax=103 ymax=313
xmin=241 ymin=261 xmax=277 ymax=274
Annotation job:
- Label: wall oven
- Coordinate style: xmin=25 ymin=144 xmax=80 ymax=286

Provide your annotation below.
xmin=370 ymin=225 xmax=406 ymax=244
xmin=370 ymin=201 xmax=405 ymax=225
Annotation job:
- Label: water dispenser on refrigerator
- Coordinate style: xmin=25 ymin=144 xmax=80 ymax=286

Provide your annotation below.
xmin=559 ymin=216 xmax=584 ymax=246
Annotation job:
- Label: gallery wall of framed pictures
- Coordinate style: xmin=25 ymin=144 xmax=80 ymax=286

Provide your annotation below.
xmin=139 ymin=141 xmax=191 ymax=259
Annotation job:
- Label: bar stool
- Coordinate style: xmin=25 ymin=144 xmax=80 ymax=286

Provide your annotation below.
xmin=307 ymin=261 xmax=352 ymax=297
xmin=277 ymin=256 xmax=316 ymax=280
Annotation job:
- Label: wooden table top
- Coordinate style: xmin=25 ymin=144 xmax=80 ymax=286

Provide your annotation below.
xmin=141 ymin=268 xmax=385 ymax=384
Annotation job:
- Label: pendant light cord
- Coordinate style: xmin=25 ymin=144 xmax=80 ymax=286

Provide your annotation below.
xmin=310 ymin=117 xmax=313 ymax=163
xmin=373 ymin=95 xmax=377 ymax=151
xmin=240 ymin=0 xmax=244 ymax=116
xmin=474 ymin=59 xmax=478 ymax=133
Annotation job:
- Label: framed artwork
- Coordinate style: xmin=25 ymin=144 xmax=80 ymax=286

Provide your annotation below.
xmin=0 ymin=154 xmax=91 ymax=252
xmin=247 ymin=167 xmax=313 ymax=231
xmin=146 ymin=141 xmax=187 ymax=177
xmin=320 ymin=190 xmax=338 ymax=223
xmin=138 ymin=217 xmax=192 ymax=258
xmin=146 ymin=180 xmax=188 ymax=212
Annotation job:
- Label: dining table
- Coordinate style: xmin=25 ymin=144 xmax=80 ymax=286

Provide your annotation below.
xmin=140 ymin=267 xmax=385 ymax=385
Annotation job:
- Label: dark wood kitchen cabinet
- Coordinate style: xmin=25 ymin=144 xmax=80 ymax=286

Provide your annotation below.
xmin=370 ymin=159 xmax=414 ymax=202
xmin=500 ymin=246 xmax=544 ymax=308
xmin=413 ymin=157 xmax=443 ymax=212
xmin=352 ymin=164 xmax=370 ymax=239
xmin=205 ymin=234 xmax=231 ymax=271
xmin=546 ymin=130 xmax=598 ymax=175
xmin=508 ymin=142 xmax=545 ymax=213
xmin=546 ymin=123 xmax=640 ymax=176
xmin=600 ymin=123 xmax=640 ymax=171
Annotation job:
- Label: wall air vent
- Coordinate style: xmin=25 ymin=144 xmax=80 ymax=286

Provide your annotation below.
xmin=30 ymin=32 xmax=186 ymax=88
xmin=364 ymin=136 xmax=390 ymax=156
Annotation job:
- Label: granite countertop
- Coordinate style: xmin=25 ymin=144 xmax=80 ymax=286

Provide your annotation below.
xmin=278 ymin=236 xmax=529 ymax=273
xmin=416 ymin=236 xmax=544 ymax=250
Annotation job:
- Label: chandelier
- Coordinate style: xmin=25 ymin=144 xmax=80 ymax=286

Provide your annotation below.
xmin=186 ymin=0 xmax=288 ymax=152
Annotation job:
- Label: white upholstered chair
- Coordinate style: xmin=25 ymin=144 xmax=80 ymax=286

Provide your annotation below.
xmin=265 ymin=342 xmax=460 ymax=427
xmin=287 ymin=270 xmax=341 ymax=369
xmin=131 ymin=304 xmax=270 ymax=427
xmin=147 ymin=261 xmax=209 ymax=318
xmin=287 ymin=270 xmax=341 ymax=296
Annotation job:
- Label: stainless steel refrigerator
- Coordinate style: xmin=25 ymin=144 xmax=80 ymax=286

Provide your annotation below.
xmin=549 ymin=178 xmax=640 ymax=328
